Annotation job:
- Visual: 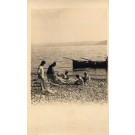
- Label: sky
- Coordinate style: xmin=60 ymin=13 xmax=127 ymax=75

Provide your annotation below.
xmin=31 ymin=8 xmax=108 ymax=44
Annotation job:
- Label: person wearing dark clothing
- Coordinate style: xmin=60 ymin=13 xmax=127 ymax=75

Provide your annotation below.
xmin=37 ymin=60 xmax=56 ymax=94
xmin=46 ymin=62 xmax=56 ymax=75
xmin=46 ymin=62 xmax=56 ymax=82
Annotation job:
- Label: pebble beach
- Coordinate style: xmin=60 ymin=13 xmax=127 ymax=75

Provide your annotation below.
xmin=31 ymin=74 xmax=108 ymax=104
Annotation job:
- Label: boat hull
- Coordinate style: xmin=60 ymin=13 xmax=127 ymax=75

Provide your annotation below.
xmin=73 ymin=60 xmax=108 ymax=69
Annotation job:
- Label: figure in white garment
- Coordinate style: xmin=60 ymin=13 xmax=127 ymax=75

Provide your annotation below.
xmin=38 ymin=61 xmax=56 ymax=93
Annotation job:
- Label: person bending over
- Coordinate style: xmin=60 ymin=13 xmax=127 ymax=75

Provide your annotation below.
xmin=46 ymin=62 xmax=58 ymax=83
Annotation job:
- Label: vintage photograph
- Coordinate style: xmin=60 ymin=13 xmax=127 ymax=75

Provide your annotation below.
xmin=31 ymin=8 xmax=108 ymax=104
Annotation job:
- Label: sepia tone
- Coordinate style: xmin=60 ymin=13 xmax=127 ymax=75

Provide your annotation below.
xmin=28 ymin=0 xmax=108 ymax=135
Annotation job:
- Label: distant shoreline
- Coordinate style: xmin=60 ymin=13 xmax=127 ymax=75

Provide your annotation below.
xmin=32 ymin=40 xmax=107 ymax=47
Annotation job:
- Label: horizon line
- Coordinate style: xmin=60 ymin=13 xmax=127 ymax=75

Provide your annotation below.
xmin=32 ymin=40 xmax=107 ymax=46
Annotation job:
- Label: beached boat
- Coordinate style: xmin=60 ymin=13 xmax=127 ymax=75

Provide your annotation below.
xmin=73 ymin=60 xmax=107 ymax=69
xmin=63 ymin=57 xmax=108 ymax=70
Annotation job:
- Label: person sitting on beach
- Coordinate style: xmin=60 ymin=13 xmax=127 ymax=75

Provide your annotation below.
xmin=56 ymin=72 xmax=62 ymax=77
xmin=50 ymin=71 xmax=69 ymax=85
xmin=38 ymin=60 xmax=56 ymax=93
xmin=62 ymin=71 xmax=69 ymax=80
xmin=82 ymin=72 xmax=91 ymax=84
xmin=74 ymin=74 xmax=84 ymax=85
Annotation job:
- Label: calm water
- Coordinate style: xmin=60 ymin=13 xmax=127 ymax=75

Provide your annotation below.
xmin=31 ymin=45 xmax=107 ymax=78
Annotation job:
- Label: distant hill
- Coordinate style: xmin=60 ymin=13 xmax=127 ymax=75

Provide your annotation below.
xmin=33 ymin=40 xmax=107 ymax=47
xmin=95 ymin=40 xmax=107 ymax=45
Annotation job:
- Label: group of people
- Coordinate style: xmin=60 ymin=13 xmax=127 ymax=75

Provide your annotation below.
xmin=37 ymin=60 xmax=91 ymax=93
xmin=75 ymin=72 xmax=90 ymax=85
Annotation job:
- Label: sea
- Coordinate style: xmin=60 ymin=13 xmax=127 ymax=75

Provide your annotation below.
xmin=31 ymin=45 xmax=107 ymax=79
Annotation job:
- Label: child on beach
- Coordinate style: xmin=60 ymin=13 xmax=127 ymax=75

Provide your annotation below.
xmin=62 ymin=71 xmax=69 ymax=80
xmin=82 ymin=72 xmax=91 ymax=84
xmin=74 ymin=74 xmax=84 ymax=85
